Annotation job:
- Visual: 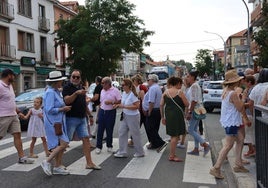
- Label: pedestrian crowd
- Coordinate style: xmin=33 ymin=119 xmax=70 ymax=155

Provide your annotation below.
xmin=1 ymin=66 xmax=267 ymax=179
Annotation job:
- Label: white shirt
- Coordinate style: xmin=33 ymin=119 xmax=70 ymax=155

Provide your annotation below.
xmin=122 ymin=91 xmax=139 ymax=115
xmin=220 ymin=91 xmax=242 ymax=128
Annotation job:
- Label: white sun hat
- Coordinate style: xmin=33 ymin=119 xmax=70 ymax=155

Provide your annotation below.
xmin=45 ymin=71 xmax=67 ymax=82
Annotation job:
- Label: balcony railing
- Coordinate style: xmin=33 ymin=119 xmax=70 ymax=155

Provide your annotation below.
xmin=40 ymin=52 xmax=52 ymax=64
xmin=0 ymin=1 xmax=14 ymax=20
xmin=38 ymin=17 xmax=50 ymax=32
xmin=0 ymin=43 xmax=15 ymax=59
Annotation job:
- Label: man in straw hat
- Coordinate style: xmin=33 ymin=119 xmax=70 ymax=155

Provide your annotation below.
xmin=0 ymin=68 xmax=35 ymax=164
xmin=210 ymin=69 xmax=249 ymax=179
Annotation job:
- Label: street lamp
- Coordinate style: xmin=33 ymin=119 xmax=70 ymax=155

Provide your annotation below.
xmin=241 ymin=0 xmax=251 ymax=68
xmin=204 ymin=30 xmax=227 ymax=73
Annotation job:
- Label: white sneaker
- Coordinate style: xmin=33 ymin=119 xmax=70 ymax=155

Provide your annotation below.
xmin=114 ymin=152 xmax=128 ymax=158
xmin=176 ymin=143 xmax=186 ymax=149
xmin=95 ymin=148 xmax=101 ymax=154
xmin=41 ymin=160 xmax=52 ymax=176
xmin=18 ymin=156 xmax=35 ymax=164
xmin=107 ymin=147 xmax=114 ymax=153
xmin=53 ymin=167 xmax=70 ymax=175
xmin=133 ymin=153 xmax=145 ymax=158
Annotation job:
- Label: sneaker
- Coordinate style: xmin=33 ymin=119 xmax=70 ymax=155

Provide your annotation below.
xmin=107 ymin=147 xmax=114 ymax=153
xmin=18 ymin=156 xmax=34 ymax=164
xmin=176 ymin=143 xmax=186 ymax=149
xmin=95 ymin=148 xmax=101 ymax=154
xmin=114 ymin=152 xmax=128 ymax=158
xmin=133 ymin=153 xmax=145 ymax=158
xmin=53 ymin=166 xmax=70 ymax=175
xmin=41 ymin=160 xmax=52 ymax=176
xmin=187 ymin=150 xmax=199 ymax=156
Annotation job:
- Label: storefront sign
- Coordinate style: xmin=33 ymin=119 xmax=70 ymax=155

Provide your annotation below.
xmin=20 ymin=57 xmax=36 ymax=67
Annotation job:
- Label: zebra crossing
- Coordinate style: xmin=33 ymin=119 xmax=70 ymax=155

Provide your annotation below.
xmin=0 ymin=136 xmax=216 ymax=185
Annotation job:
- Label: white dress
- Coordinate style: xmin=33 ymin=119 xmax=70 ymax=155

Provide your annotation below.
xmin=27 ymin=108 xmax=46 ymax=137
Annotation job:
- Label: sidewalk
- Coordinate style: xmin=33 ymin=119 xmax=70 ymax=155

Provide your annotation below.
xmin=221 ymin=139 xmax=257 ymax=188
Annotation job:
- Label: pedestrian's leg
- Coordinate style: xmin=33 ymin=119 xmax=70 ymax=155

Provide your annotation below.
xmin=105 ymin=110 xmax=116 ymax=148
xmin=13 ymin=132 xmax=24 ymax=158
xmin=96 ymin=110 xmax=105 ymax=149
xmin=82 ymin=137 xmax=95 ymax=166
xmin=187 ymin=119 xmax=199 ymax=152
xmin=41 ymin=137 xmax=50 ymax=156
xmin=199 ymin=120 xmax=203 ymax=135
xmin=214 ymin=136 xmax=235 ymax=168
xmin=29 ymin=137 xmax=37 ymax=157
xmin=118 ymin=118 xmax=129 ymax=154
xmin=235 ymin=127 xmax=245 ymax=167
xmin=170 ymin=136 xmax=179 ymax=157
xmin=128 ymin=114 xmax=144 ymax=155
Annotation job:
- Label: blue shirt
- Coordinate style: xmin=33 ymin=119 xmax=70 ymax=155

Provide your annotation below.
xmin=142 ymin=83 xmax=162 ymax=111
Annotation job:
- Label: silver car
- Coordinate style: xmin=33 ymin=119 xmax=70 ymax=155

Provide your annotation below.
xmin=202 ymin=80 xmax=223 ymax=113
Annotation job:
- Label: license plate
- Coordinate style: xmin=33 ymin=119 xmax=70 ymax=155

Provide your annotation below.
xmin=211 ymin=94 xmax=221 ymax=97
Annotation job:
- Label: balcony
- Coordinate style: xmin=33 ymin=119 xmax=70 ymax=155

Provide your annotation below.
xmin=0 ymin=43 xmax=15 ymax=59
xmin=40 ymin=52 xmax=52 ymax=65
xmin=38 ymin=17 xmax=50 ymax=32
xmin=0 ymin=1 xmax=14 ymax=21
xmin=251 ymin=3 xmax=264 ymax=27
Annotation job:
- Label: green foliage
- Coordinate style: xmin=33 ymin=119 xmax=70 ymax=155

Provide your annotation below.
xmin=253 ymin=2 xmax=268 ymax=68
xmin=175 ymin=59 xmax=193 ymax=72
xmin=194 ymin=49 xmax=213 ymax=77
xmin=56 ymin=0 xmax=154 ymax=81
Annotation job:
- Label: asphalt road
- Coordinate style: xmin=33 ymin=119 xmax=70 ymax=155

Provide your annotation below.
xmin=0 ymin=109 xmax=237 ymax=188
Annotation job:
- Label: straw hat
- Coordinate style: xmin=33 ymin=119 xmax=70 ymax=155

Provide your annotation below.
xmin=45 ymin=71 xmax=67 ymax=82
xmin=223 ymin=69 xmax=244 ymax=85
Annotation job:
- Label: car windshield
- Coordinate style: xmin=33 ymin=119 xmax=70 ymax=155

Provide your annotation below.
xmin=15 ymin=89 xmax=44 ymax=102
xmin=152 ymin=72 xmax=169 ymax=80
xmin=207 ymin=83 xmax=223 ymax=90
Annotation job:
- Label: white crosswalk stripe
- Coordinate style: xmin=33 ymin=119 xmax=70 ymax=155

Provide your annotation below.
xmin=0 ymin=137 xmax=26 ymax=146
xmin=183 ymin=141 xmax=216 ymax=184
xmin=67 ymin=138 xmax=119 ymax=175
xmin=117 ymin=142 xmax=167 ymax=179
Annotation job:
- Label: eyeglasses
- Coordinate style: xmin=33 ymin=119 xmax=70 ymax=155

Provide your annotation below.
xmin=72 ymin=75 xmax=80 ymax=79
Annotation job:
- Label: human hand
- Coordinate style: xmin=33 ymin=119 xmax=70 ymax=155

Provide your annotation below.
xmin=76 ymin=89 xmax=87 ymax=96
xmin=161 ymin=118 xmax=166 ymax=125
xmin=62 ymin=106 xmax=72 ymax=112
xmin=105 ymin=100 xmax=113 ymax=105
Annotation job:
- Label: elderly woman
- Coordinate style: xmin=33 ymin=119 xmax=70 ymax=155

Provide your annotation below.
xmin=41 ymin=71 xmax=72 ymax=176
xmin=113 ymin=78 xmax=145 ymax=158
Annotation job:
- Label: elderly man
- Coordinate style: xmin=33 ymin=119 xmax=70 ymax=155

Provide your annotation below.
xmin=95 ymin=77 xmax=121 ymax=154
xmin=0 ymin=69 xmax=34 ymax=164
xmin=62 ymin=69 xmax=101 ymax=170
xmin=142 ymin=74 xmax=167 ymax=152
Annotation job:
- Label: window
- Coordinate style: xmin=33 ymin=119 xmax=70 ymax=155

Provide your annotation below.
xmin=18 ymin=0 xmax=32 ymax=17
xmin=18 ymin=30 xmax=34 ymax=52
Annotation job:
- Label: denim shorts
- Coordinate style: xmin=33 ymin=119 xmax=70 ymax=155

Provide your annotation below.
xmin=225 ymin=126 xmax=239 ymax=136
xmin=66 ymin=117 xmax=89 ymax=140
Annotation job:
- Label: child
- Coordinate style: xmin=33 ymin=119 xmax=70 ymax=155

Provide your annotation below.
xmin=21 ymin=97 xmax=50 ymax=158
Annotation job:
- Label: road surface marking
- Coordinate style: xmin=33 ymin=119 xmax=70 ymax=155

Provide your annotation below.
xmin=117 ymin=142 xmax=167 ymax=179
xmin=0 ymin=137 xmax=26 ymax=146
xmin=68 ymin=138 xmax=119 ymax=175
xmin=183 ymin=141 xmax=216 ymax=184
xmin=2 ymin=141 xmax=82 ymax=172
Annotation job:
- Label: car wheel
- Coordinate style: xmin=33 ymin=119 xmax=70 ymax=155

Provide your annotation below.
xmin=205 ymin=107 xmax=214 ymax=113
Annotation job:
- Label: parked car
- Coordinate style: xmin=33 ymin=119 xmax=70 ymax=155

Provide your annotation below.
xmin=202 ymin=80 xmax=224 ymax=113
xmin=15 ymin=88 xmax=45 ymax=131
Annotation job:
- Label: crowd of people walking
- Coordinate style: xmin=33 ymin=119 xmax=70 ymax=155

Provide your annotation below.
xmin=1 ymin=66 xmax=267 ymax=179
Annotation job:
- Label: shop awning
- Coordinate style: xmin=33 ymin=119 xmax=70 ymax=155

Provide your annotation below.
xmin=0 ymin=63 xmax=20 ymax=74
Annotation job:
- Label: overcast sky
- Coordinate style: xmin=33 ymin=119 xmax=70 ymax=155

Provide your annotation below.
xmin=62 ymin=0 xmax=253 ymax=64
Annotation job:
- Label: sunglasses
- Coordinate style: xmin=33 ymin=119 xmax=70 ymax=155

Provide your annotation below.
xmin=72 ymin=75 xmax=80 ymax=79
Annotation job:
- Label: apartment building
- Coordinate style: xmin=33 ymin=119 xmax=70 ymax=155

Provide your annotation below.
xmin=0 ymin=0 xmax=56 ymax=94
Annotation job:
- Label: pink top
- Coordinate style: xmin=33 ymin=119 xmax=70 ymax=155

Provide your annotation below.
xmin=0 ymin=80 xmax=17 ymax=117
xmin=100 ymin=86 xmax=121 ymax=110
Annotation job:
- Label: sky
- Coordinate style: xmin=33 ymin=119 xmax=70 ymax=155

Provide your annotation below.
xmin=62 ymin=0 xmax=253 ymax=64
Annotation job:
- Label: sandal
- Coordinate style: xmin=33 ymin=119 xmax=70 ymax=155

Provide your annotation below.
xmin=210 ymin=167 xmax=224 ymax=179
xmin=244 ymin=151 xmax=255 ymax=158
xmin=233 ymin=165 xmax=249 ymax=173
xmin=242 ymin=159 xmax=250 ymax=165
xmin=168 ymin=155 xmax=183 ymax=162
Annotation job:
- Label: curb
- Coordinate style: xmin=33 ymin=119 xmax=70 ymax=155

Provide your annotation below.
xmin=221 ymin=139 xmax=257 ymax=188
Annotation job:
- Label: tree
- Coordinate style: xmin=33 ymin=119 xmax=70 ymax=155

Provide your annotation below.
xmin=253 ymin=2 xmax=268 ymax=68
xmin=56 ymin=0 xmax=154 ymax=81
xmin=175 ymin=59 xmax=193 ymax=72
xmin=194 ymin=49 xmax=213 ymax=78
